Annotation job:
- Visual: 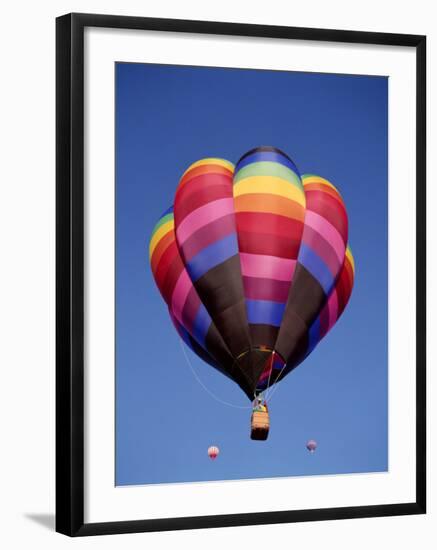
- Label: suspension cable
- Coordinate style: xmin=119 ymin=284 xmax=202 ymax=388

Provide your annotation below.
xmin=264 ymin=360 xmax=289 ymax=402
xmin=179 ymin=340 xmax=252 ymax=410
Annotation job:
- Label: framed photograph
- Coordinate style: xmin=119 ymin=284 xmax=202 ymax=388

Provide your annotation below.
xmin=56 ymin=12 xmax=426 ymax=536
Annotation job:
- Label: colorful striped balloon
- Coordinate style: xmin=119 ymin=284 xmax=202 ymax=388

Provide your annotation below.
xmin=149 ymin=147 xmax=355 ymax=399
xmin=149 ymin=206 xmax=253 ymax=397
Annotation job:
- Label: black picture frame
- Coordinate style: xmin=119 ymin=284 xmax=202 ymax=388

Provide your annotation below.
xmin=56 ymin=12 xmax=426 ymax=537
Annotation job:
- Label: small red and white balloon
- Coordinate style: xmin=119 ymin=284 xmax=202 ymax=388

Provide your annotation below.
xmin=306 ymin=439 xmax=317 ymax=453
xmin=208 ymin=446 xmax=219 ymax=460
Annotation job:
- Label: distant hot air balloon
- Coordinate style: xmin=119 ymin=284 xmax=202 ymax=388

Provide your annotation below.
xmin=208 ymin=446 xmax=219 ymax=460
xmin=149 ymin=147 xmax=355 ymax=440
xmin=306 ymin=440 xmax=317 ymax=453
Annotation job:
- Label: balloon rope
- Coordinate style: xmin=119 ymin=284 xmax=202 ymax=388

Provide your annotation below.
xmin=264 ymin=360 xmax=289 ymax=403
xmin=179 ymin=340 xmax=252 ymax=410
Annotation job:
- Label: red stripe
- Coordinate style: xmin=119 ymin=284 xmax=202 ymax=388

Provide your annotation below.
xmin=154 ymin=241 xmax=179 ymax=291
xmin=243 ymin=276 xmax=290 ymax=302
xmin=160 ymin=256 xmax=185 ymax=304
xmin=335 ymin=269 xmax=352 ymax=314
xmin=151 ymin=230 xmax=174 ymax=274
xmin=175 ymin=174 xmax=233 ymax=221
xmin=305 ymin=191 xmax=348 ymax=243
xmin=238 ymin=231 xmax=301 ymax=258
xmin=179 ymin=164 xmax=233 ymax=188
xmin=236 ymin=211 xmax=304 ymax=240
xmin=304 ymin=182 xmax=344 ymax=204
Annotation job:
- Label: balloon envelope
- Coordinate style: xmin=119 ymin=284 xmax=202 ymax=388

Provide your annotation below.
xmin=306 ymin=439 xmax=317 ymax=453
xmin=208 ymin=446 xmax=219 ymax=460
xmin=149 ymin=147 xmax=355 ymax=400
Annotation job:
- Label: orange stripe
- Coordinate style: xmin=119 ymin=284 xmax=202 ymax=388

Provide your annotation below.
xmin=151 ymin=230 xmax=175 ymax=274
xmin=303 ymin=182 xmax=343 ymax=203
xmin=343 ymin=257 xmax=354 ymax=285
xmin=302 ymin=175 xmax=339 ymax=192
xmin=178 ymin=164 xmax=233 ymax=189
xmin=234 ymin=194 xmax=305 ymax=221
xmin=345 ymin=247 xmax=355 ymax=273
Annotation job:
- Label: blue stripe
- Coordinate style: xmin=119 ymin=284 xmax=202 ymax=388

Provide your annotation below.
xmin=173 ymin=315 xmax=217 ymax=366
xmin=298 ymin=244 xmax=335 ymax=295
xmin=236 ymin=151 xmax=300 ymax=175
xmin=186 ymin=233 xmax=239 ymax=281
xmin=272 ymin=356 xmax=284 ymax=370
xmin=161 ymin=205 xmax=173 ymax=216
xmin=246 ymin=299 xmax=285 ymax=326
xmin=307 ymin=316 xmax=321 ymax=355
xmin=191 ymin=304 xmax=211 ymax=347
xmin=170 ymin=311 xmax=228 ymax=374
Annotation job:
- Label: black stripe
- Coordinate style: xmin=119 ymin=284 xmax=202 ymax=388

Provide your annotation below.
xmin=249 ymin=324 xmax=278 ymax=350
xmin=194 ymin=255 xmax=251 ymax=358
xmin=274 ymin=264 xmax=323 ymax=364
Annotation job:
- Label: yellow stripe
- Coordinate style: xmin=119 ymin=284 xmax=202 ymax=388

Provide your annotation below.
xmin=182 ymin=158 xmax=234 ymax=177
xmin=149 ymin=220 xmax=174 ymax=258
xmin=345 ymin=246 xmax=355 ymax=273
xmin=233 ymin=176 xmax=305 ymax=206
xmin=234 ymin=194 xmax=305 ymax=219
xmin=302 ymin=175 xmax=339 ymax=193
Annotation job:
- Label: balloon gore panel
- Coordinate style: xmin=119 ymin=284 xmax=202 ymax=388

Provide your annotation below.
xmin=149 ymin=149 xmax=355 ymax=399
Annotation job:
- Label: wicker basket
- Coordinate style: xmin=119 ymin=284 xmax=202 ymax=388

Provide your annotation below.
xmin=250 ymin=410 xmax=270 ymax=440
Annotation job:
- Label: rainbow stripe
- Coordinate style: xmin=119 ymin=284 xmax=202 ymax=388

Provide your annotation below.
xmin=149 ymin=148 xmax=355 ymax=398
xmin=173 ymin=158 xmax=251 ymax=360
xmin=233 ymin=147 xmax=305 ymax=349
xmin=174 ymin=161 xmax=238 ymax=280
xmin=149 ymin=208 xmax=211 ymax=347
xmin=298 ymin=174 xmax=348 ymax=295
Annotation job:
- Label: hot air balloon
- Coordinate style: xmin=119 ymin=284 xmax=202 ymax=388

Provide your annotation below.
xmin=306 ymin=439 xmax=317 ymax=453
xmin=208 ymin=446 xmax=219 ymax=460
xmin=149 ymin=146 xmax=355 ymax=440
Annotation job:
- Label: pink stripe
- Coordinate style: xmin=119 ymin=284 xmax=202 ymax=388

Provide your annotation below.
xmin=302 ymin=225 xmax=343 ymax=277
xmin=240 ymin=253 xmax=296 ymax=282
xmin=327 ymin=290 xmax=339 ymax=333
xmin=180 ymin=213 xmax=236 ymax=262
xmin=171 ymin=270 xmax=192 ymax=324
xmin=304 ymin=211 xmax=345 ymax=264
xmin=176 ymin=198 xmax=235 ymax=244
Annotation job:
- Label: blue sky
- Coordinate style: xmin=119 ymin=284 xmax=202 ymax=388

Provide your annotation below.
xmin=115 ymin=62 xmax=388 ymax=486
